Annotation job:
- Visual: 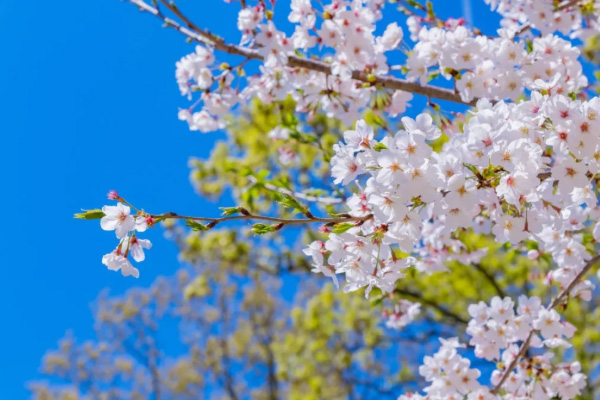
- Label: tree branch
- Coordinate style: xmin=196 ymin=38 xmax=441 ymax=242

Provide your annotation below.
xmin=150 ymin=210 xmax=372 ymax=228
xmin=491 ymin=253 xmax=600 ymax=394
xmin=122 ymin=0 xmax=477 ymax=106
xmin=472 ymin=262 xmax=506 ymax=298
xmin=395 ymin=288 xmax=469 ymax=325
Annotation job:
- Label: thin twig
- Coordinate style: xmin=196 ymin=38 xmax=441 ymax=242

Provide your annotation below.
xmin=395 ymin=288 xmax=469 ymax=325
xmin=472 ymin=263 xmax=506 ymax=298
xmin=247 ymin=176 xmax=343 ymax=205
xmin=150 ymin=210 xmax=371 ymax=226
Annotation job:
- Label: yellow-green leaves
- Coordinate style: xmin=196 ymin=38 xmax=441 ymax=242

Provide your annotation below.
xmin=251 ymin=223 xmax=282 ymax=235
xmin=331 ymin=222 xmax=355 ymax=234
xmin=183 ymin=276 xmax=211 ymax=300
xmin=219 ymin=206 xmax=245 ymax=216
xmin=74 ymin=209 xmax=105 ymax=220
xmin=186 ymin=220 xmax=209 ymax=231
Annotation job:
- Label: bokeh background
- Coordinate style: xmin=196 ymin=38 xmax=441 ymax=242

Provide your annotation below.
xmin=0 ymin=0 xmax=496 ymax=398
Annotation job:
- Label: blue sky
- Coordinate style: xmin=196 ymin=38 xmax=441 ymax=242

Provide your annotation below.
xmin=0 ymin=0 xmax=495 ymax=398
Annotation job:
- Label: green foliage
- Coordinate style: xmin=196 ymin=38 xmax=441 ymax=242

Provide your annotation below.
xmin=187 ymin=98 xmax=343 ymax=214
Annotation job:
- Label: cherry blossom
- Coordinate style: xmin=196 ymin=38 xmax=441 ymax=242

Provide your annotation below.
xmin=100 ymin=203 xmax=135 ymax=239
xmin=89 ymin=0 xmax=600 ymax=396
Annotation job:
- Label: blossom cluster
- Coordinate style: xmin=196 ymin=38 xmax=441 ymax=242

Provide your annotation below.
xmin=382 ymin=299 xmax=421 ymax=330
xmin=173 ymin=0 xmax=596 ymax=133
xmin=99 ymin=196 xmax=152 ymax=278
xmin=401 ymin=296 xmax=586 ymax=400
xmin=409 ymin=28 xmax=586 ymax=102
xmin=484 ymin=0 xmax=596 ymax=38
xmin=469 ymin=296 xmax=586 ymax=400
xmin=400 ymin=337 xmax=487 ymax=400
xmin=467 ymin=296 xmax=575 ymax=360
xmin=305 ymin=90 xmax=600 ymax=296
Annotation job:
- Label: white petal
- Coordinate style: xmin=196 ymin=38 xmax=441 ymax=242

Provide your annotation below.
xmin=130 ymin=244 xmax=145 ymax=262
xmin=100 ymin=216 xmax=118 ymax=231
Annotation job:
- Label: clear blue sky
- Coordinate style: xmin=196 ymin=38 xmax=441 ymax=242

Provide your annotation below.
xmin=0 ymin=0 xmax=496 ymax=398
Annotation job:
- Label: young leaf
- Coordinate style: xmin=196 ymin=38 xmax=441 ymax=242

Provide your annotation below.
xmin=331 ymin=222 xmax=355 ymax=234
xmin=186 ymin=220 xmax=209 ymax=231
xmin=220 ymin=206 xmax=243 ymax=216
xmin=74 ymin=209 xmax=106 ymax=220
xmin=373 ymin=142 xmax=388 ymax=152
xmin=251 ymin=223 xmax=279 ymax=235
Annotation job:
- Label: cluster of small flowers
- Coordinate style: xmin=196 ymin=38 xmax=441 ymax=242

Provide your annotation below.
xmin=174 ymin=0 xmax=596 ymax=134
xmin=399 ymin=295 xmax=586 ymax=400
xmin=468 ymin=296 xmax=574 ymax=357
xmin=305 ymin=90 xmax=600 ymax=295
xmin=485 ymin=0 xmax=594 ymax=38
xmin=398 ymin=337 xmax=487 ymax=400
xmin=99 ymin=193 xmax=152 ymax=278
xmin=408 ymin=25 xmax=586 ymax=102
xmin=176 ymin=0 xmax=412 ymax=132
xmin=175 ymin=45 xmax=236 ymax=133
xmin=466 ymin=296 xmax=586 ymax=400
xmin=382 ymin=299 xmax=421 ymax=330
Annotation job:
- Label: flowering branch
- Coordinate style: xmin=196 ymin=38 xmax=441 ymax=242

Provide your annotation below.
xmin=514 ymin=0 xmax=587 ymax=36
xmin=491 ymin=253 xmax=600 ymax=394
xmin=123 ymin=0 xmax=477 ymax=106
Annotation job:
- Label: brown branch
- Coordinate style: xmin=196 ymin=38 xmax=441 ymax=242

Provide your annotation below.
xmin=150 ymin=210 xmax=371 ymax=227
xmin=491 ymin=253 xmax=600 ymax=394
xmin=472 ymin=262 xmax=506 ymax=298
xmin=395 ymin=288 xmax=469 ymax=325
xmin=123 ymin=0 xmax=476 ymax=106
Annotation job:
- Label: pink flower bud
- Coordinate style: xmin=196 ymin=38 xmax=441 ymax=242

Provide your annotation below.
xmin=107 ymin=190 xmax=119 ymax=200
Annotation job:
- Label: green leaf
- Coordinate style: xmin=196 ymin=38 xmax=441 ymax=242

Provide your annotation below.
xmin=74 ymin=209 xmax=105 ymax=220
xmin=427 ymin=72 xmax=440 ymax=83
xmin=406 ymin=0 xmax=425 ymax=10
xmin=426 ymin=0 xmax=435 ymax=17
xmin=251 ymin=223 xmax=279 ymax=235
xmin=186 ymin=220 xmax=209 ymax=231
xmin=373 ymin=142 xmax=388 ymax=152
xmin=525 ymin=38 xmax=533 ymax=53
xmin=220 ymin=206 xmax=243 ymax=216
xmin=331 ymin=222 xmax=354 ymax=234
xmin=463 ymin=163 xmax=483 ymax=179
xmin=273 ymin=192 xmax=307 ymax=214
xmin=255 ymin=170 xmax=270 ymax=182
xmin=270 ymin=176 xmax=293 ymax=190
